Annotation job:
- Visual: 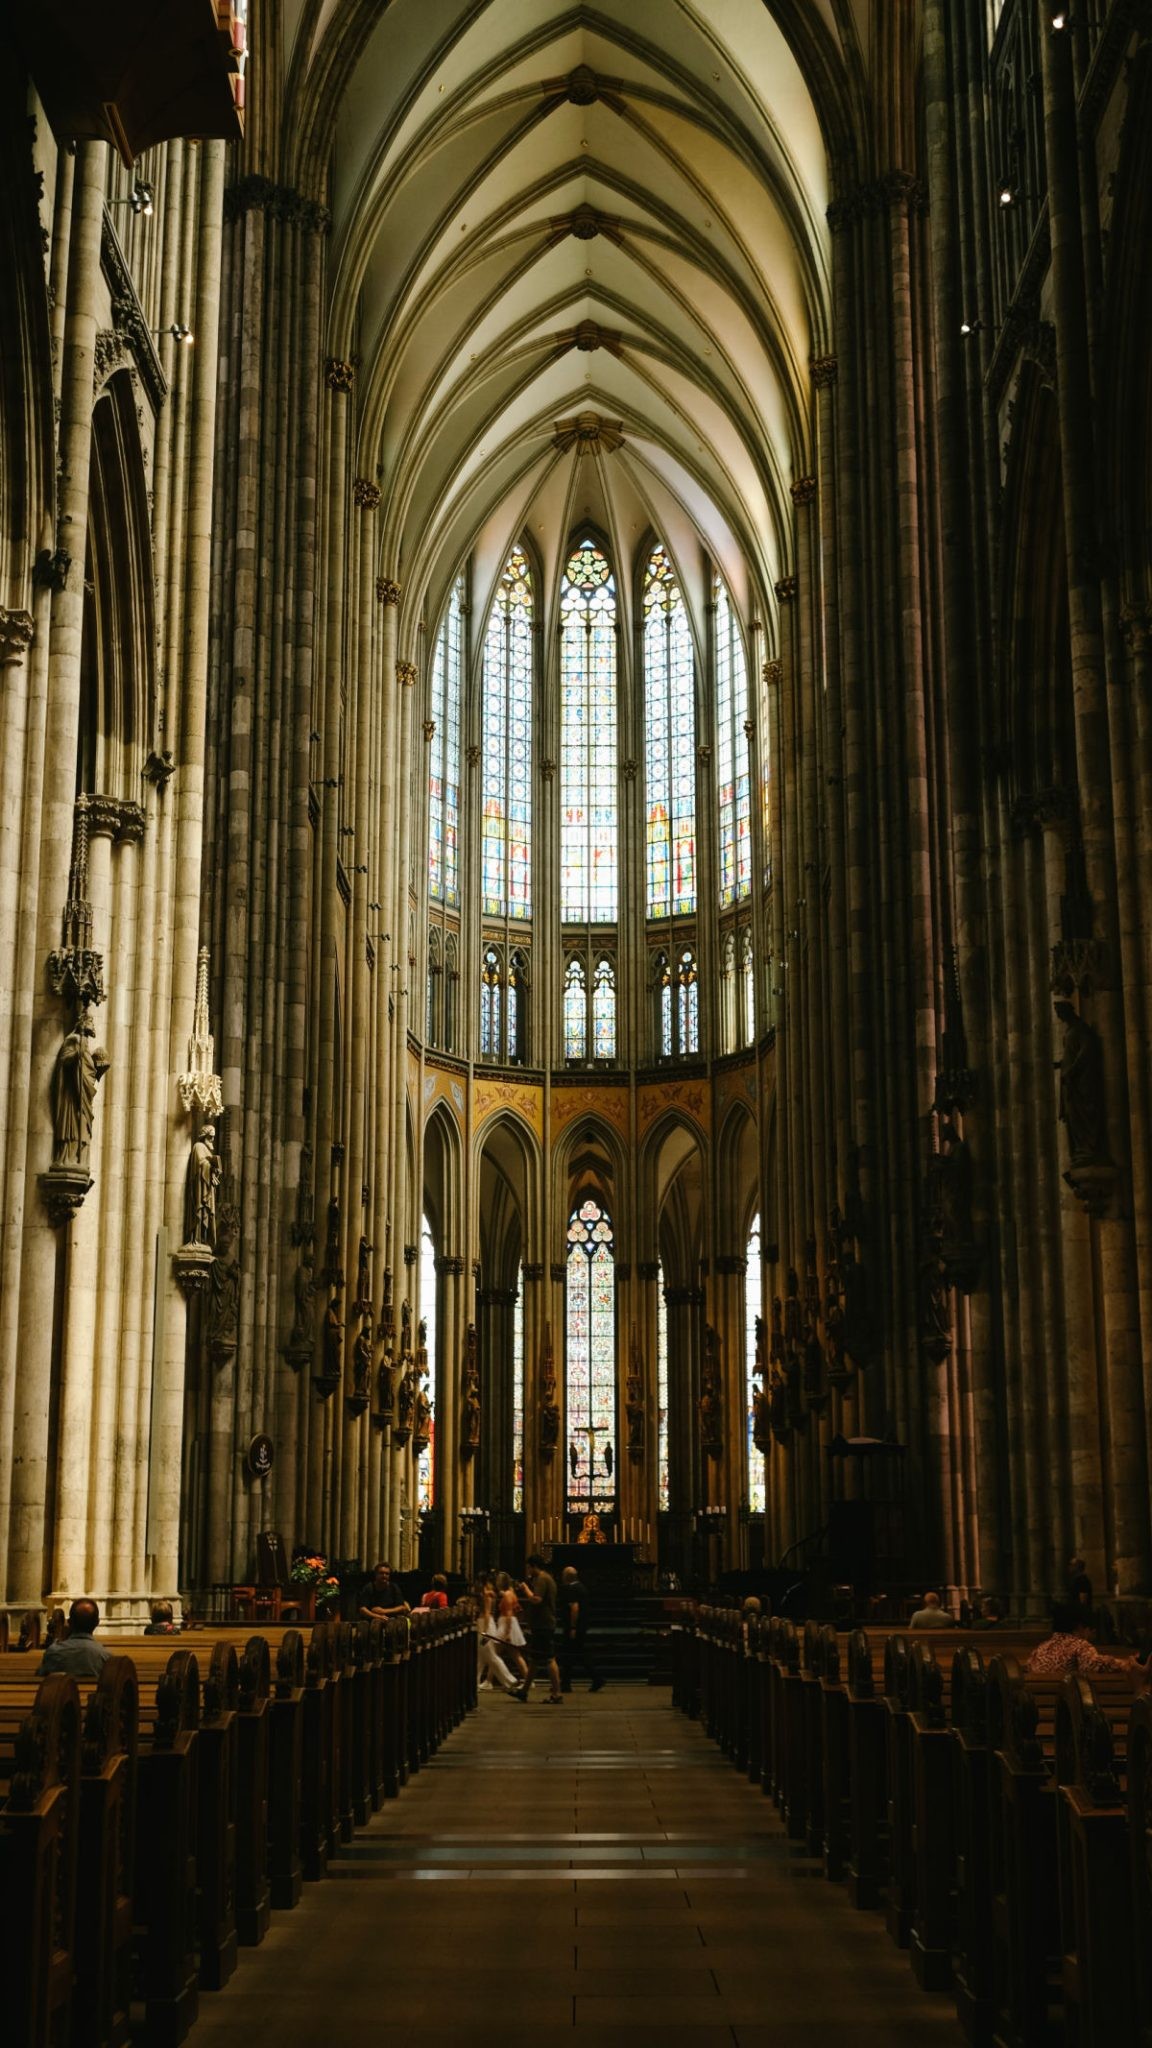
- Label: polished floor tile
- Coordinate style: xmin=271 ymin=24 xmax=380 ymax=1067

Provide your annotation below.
xmin=192 ymin=1683 xmax=966 ymax=2045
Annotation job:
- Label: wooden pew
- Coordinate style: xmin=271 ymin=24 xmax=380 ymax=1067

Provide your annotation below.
xmin=950 ymin=1644 xmax=998 ymax=2044
xmin=75 ymin=1657 xmax=139 ymax=2048
xmin=1054 ymin=1671 xmax=1140 ymax=2045
xmin=1129 ymin=1694 xmax=1152 ymax=2047
xmin=818 ymin=1624 xmax=851 ymax=1881
xmin=131 ymin=1647 xmax=201 ymax=2048
xmin=0 ymin=1672 xmax=82 ymax=2048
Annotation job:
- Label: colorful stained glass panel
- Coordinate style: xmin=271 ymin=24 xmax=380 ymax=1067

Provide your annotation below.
xmin=566 ymin=1197 xmax=617 ymax=1513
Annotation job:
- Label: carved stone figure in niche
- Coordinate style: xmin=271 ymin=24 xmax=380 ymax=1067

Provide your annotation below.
xmin=351 ymin=1316 xmax=373 ymax=1400
xmin=322 ymin=1293 xmax=343 ymax=1385
xmin=186 ymin=1122 xmax=222 ymax=1247
xmin=324 ymin=1196 xmax=341 ymax=1284
xmin=1054 ymin=1000 xmax=1108 ymax=1167
xmin=627 ymin=1398 xmax=644 ymax=1454
xmin=540 ymin=1396 xmax=560 ymax=1454
xmin=413 ymin=1378 xmax=432 ymax=1450
xmin=460 ymin=1322 xmax=481 ymax=1455
xmin=355 ymin=1234 xmax=372 ymax=1312
xmin=400 ymin=1298 xmax=412 ymax=1354
xmin=841 ymin=1248 xmax=872 ymax=1366
xmin=752 ymin=1379 xmax=771 ymax=1455
xmin=377 ymin=1266 xmax=395 ymax=1350
xmin=395 ymin=1367 xmax=415 ymax=1440
xmin=289 ymin=1246 xmax=315 ymax=1348
xmin=934 ymin=1117 xmax=974 ymax=1246
xmin=376 ymin=1355 xmax=396 ymax=1417
xmin=51 ymin=1006 xmax=110 ymax=1169
xmin=918 ymin=1245 xmax=952 ymax=1365
xmin=783 ymin=1269 xmax=803 ymax=1349
xmin=207 ymin=1209 xmax=240 ymax=1357
xmin=769 ymin=1370 xmax=790 ymax=1442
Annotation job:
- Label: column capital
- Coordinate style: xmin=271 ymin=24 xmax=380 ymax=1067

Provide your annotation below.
xmin=0 ymin=606 xmax=35 ymax=666
xmin=324 ymin=357 xmax=355 ymax=393
xmin=523 ymin=1262 xmax=546 ymax=1281
xmin=790 ymin=476 xmax=817 ymax=506
xmin=353 ymin=476 xmax=381 ymax=510
xmin=763 ymin=659 xmax=783 ymax=687
xmin=810 ymin=355 xmax=838 ymax=388
xmin=1120 ymin=603 xmax=1152 ymax=655
xmin=636 ymin=1261 xmax=660 ymax=1282
xmin=376 ymin=576 xmax=402 ymax=606
xmin=774 ymin=576 xmax=797 ymax=603
xmin=396 ymin=661 xmax=417 ymax=688
xmin=86 ymin=794 xmax=146 ymax=844
xmin=422 ymin=719 xmax=436 ymax=742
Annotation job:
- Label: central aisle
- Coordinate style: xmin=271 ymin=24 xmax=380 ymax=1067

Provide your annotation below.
xmin=194 ymin=1683 xmax=965 ymax=2045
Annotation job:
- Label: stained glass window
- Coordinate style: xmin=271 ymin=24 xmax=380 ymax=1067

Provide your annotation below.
xmin=565 ymin=1196 xmax=617 ymax=1515
xmin=657 ymin=1266 xmax=670 ymax=1513
xmin=564 ymin=956 xmax=586 ymax=1061
xmin=482 ymin=547 xmax=533 ymax=918
xmin=428 ymin=576 xmax=462 ymax=905
xmin=720 ymin=930 xmax=735 ymax=1052
xmin=715 ymin=579 xmax=752 ymax=906
xmin=746 ymin=1214 xmax=764 ymax=1514
xmin=444 ymin=933 xmax=459 ymax=1051
xmin=677 ymin=948 xmax=699 ymax=1055
xmin=592 ymin=957 xmax=616 ymax=1060
xmin=480 ymin=945 xmax=501 ymax=1058
xmin=653 ymin=947 xmax=699 ymax=1058
xmin=561 ymin=539 xmax=617 ymax=922
xmin=508 ymin=948 xmax=528 ymax=1063
xmin=512 ymin=1268 xmax=524 ymax=1514
xmin=418 ymin=1215 xmax=437 ymax=1514
xmin=427 ymin=928 xmax=441 ymax=1046
xmin=643 ymin=545 xmax=696 ymax=918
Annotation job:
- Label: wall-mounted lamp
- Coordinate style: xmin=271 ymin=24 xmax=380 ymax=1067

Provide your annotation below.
xmin=110 ymin=180 xmax=155 ymax=216
xmin=153 ymin=322 xmax=194 ymax=346
xmin=959 ymin=317 xmax=984 ymax=338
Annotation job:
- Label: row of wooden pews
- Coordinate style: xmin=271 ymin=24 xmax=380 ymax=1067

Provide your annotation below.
xmin=676 ymin=1606 xmax=1152 ymax=2047
xmin=0 ymin=1604 xmax=476 ymax=2048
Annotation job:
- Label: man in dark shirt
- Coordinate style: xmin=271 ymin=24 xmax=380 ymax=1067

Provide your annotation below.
xmin=359 ymin=1561 xmax=410 ymax=1619
xmin=558 ymin=1566 xmax=605 ymax=1693
xmin=519 ymin=1554 xmax=561 ymax=1702
xmin=38 ymin=1598 xmax=114 ymax=1676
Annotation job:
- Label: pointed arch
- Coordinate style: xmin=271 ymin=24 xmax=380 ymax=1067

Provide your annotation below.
xmin=560 ymin=533 xmax=618 ymax=924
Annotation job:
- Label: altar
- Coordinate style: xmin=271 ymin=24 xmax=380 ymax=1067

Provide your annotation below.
xmin=547 ymin=1542 xmax=636 ymax=1577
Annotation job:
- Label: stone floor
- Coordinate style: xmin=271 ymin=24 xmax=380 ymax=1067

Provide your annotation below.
xmin=194 ymin=1682 xmax=967 ymax=2045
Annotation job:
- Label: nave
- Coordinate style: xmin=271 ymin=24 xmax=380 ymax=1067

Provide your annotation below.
xmin=193 ymin=1683 xmax=963 ymax=2047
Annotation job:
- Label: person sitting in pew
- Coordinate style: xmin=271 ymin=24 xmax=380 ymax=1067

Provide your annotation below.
xmin=1025 ymin=1602 xmax=1147 ymax=1677
xmin=977 ymin=1595 xmax=1006 ymax=1627
xmin=908 ymin=1590 xmax=952 ymax=1629
xmin=144 ymin=1600 xmax=176 ymax=1634
xmin=419 ymin=1574 xmax=449 ymax=1610
xmin=359 ymin=1560 xmax=410 ymax=1619
xmin=37 ymin=1597 xmax=113 ymax=1675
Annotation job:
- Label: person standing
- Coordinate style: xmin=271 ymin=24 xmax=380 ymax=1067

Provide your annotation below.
xmin=38 ymin=1599 xmax=113 ymax=1675
xmin=519 ymin=1553 xmax=561 ymax=1702
xmin=558 ymin=1566 xmax=605 ymax=1693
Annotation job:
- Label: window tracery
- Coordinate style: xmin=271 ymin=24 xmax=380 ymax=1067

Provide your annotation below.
xmin=561 ymin=539 xmax=617 ymax=923
xmin=482 ymin=547 xmax=533 ymax=919
xmin=643 ymin=544 xmax=696 ymax=919
xmin=746 ymin=1213 xmax=764 ymax=1514
xmin=480 ymin=941 xmax=529 ymax=1062
xmin=566 ymin=1196 xmax=616 ymax=1517
xmin=429 ymin=575 xmax=463 ymax=906
xmin=715 ymin=578 xmax=751 ymax=907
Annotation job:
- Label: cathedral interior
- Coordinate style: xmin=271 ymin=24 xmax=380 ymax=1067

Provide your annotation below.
xmin=3 ymin=0 xmax=1152 ymax=1635
xmin=6 ymin=4 xmax=1152 ymax=2045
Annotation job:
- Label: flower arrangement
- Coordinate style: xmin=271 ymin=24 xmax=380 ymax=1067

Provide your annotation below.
xmin=290 ymin=1551 xmax=341 ymax=1607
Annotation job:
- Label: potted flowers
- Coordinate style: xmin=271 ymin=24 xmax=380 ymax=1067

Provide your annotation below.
xmin=289 ymin=1550 xmax=342 ymax=1621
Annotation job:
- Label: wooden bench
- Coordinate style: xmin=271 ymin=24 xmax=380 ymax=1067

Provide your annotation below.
xmin=1128 ymin=1693 xmax=1152 ymax=2046
xmin=0 ymin=1672 xmax=82 ymax=2048
xmin=1054 ymin=1670 xmax=1142 ymax=2044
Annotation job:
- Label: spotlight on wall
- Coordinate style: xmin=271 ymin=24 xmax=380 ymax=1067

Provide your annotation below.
xmin=111 ymin=180 xmax=155 ymax=216
xmin=959 ymin=317 xmax=984 ymax=338
xmin=153 ymin=322 xmax=194 ymax=346
xmin=997 ymin=177 xmax=1016 ymax=208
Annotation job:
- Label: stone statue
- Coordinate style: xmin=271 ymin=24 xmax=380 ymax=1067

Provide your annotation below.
xmin=289 ymin=1246 xmax=315 ymax=1347
xmin=752 ymin=1380 xmax=771 ymax=1455
xmin=540 ymin=1395 xmax=561 ymax=1454
xmin=569 ymin=1438 xmax=579 ymax=1479
xmin=400 ymin=1297 xmax=412 ymax=1354
xmin=207 ymin=1217 xmax=240 ymax=1357
xmin=413 ymin=1379 xmax=432 ymax=1451
xmin=627 ymin=1397 xmax=644 ymax=1454
xmin=322 ymin=1293 xmax=343 ymax=1385
xmin=769 ymin=1370 xmax=790 ymax=1442
xmin=395 ymin=1367 xmax=415 ymax=1437
xmin=918 ymin=1246 xmax=951 ymax=1365
xmin=352 ymin=1315 xmax=373 ymax=1400
xmin=460 ymin=1322 xmax=481 ymax=1455
xmin=51 ymin=1007 xmax=109 ymax=1169
xmin=699 ymin=1324 xmax=722 ymax=1455
xmin=769 ymin=1295 xmax=786 ymax=1366
xmin=783 ymin=1268 xmax=803 ymax=1348
xmin=186 ymin=1122 xmax=222 ymax=1247
xmin=934 ymin=1117 xmax=974 ymax=1246
xmin=376 ymin=1354 xmax=396 ymax=1417
xmin=1054 ymin=1000 xmax=1108 ymax=1166
xmin=355 ymin=1234 xmax=372 ymax=1311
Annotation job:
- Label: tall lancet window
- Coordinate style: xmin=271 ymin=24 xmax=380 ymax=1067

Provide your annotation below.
xmin=746 ymin=1213 xmax=764 ymax=1514
xmin=715 ymin=579 xmax=752 ymax=906
xmin=512 ymin=1268 xmax=525 ymax=1514
xmin=418 ymin=1215 xmax=438 ymax=1513
xmin=561 ymin=539 xmax=617 ymax=922
xmin=428 ymin=575 xmax=463 ymax=905
xmin=565 ymin=1196 xmax=617 ymax=1516
xmin=482 ymin=546 xmax=533 ymax=918
xmin=643 ymin=544 xmax=696 ymax=918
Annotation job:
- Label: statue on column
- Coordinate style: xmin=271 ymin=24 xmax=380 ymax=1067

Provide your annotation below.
xmin=394 ymin=1365 xmax=415 ymax=1444
xmin=355 ymin=1234 xmax=372 ymax=1314
xmin=1053 ymin=1000 xmax=1108 ymax=1167
xmin=315 ymin=1291 xmax=343 ymax=1397
xmin=186 ymin=1121 xmax=222 ymax=1247
xmin=207 ymin=1203 xmax=241 ymax=1363
xmin=413 ymin=1371 xmax=432 ymax=1452
xmin=51 ymin=1005 xmax=110 ymax=1171
xmin=349 ymin=1313 xmax=373 ymax=1412
xmin=288 ymin=1245 xmax=315 ymax=1350
xmin=698 ymin=1323 xmax=722 ymax=1456
xmin=460 ymin=1322 xmax=481 ymax=1457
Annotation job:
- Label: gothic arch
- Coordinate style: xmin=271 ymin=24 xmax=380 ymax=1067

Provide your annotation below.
xmin=423 ymin=1099 xmax=465 ymax=1259
xmin=715 ymin=1098 xmax=759 ymax=1250
xmin=0 ymin=64 xmax=53 ymax=612
xmin=475 ymin=1111 xmax=539 ymax=1288
xmin=77 ymin=373 xmax=156 ymax=798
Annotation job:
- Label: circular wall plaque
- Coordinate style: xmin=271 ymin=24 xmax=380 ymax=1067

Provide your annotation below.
xmin=246 ymin=1433 xmax=274 ymax=1478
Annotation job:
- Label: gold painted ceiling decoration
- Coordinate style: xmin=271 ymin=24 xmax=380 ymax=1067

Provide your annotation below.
xmin=285 ymin=0 xmax=867 ymax=647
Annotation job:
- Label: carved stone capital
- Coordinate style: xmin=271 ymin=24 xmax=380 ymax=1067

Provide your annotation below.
xmin=325 ymin=357 xmax=355 ymax=393
xmin=0 ymin=607 xmax=35 ymax=666
xmin=144 ymin=749 xmax=175 ymax=790
xmin=376 ymin=577 xmax=401 ymax=606
xmin=763 ymin=659 xmax=783 ymax=688
xmin=810 ymin=355 xmax=838 ymax=388
xmin=790 ymin=476 xmax=817 ymax=506
xmin=86 ymin=795 xmax=146 ymax=844
xmin=774 ymin=576 xmax=797 ymax=603
xmin=422 ymin=719 xmax=436 ymax=742
xmin=621 ymin=758 xmax=638 ymax=780
xmin=1063 ymin=1161 xmax=1115 ymax=1219
xmin=39 ymin=1165 xmax=93 ymax=1228
xmin=715 ymin=1253 xmax=748 ymax=1276
xmin=540 ymin=757 xmax=556 ymax=780
xmin=523 ymin=1262 xmax=545 ymax=1281
xmin=636 ymin=1261 xmax=660 ymax=1282
xmin=396 ymin=661 xmax=417 ymax=688
xmin=550 ymin=1261 xmax=567 ymax=1284
xmin=353 ymin=477 xmax=381 ymax=510
xmin=1120 ymin=604 xmax=1152 ymax=656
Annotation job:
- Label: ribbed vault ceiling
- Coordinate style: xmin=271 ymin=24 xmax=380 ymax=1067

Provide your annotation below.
xmin=287 ymin=0 xmax=858 ymax=654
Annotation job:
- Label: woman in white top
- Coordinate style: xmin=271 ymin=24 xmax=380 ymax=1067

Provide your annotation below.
xmin=474 ymin=1575 xmax=525 ymax=1695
